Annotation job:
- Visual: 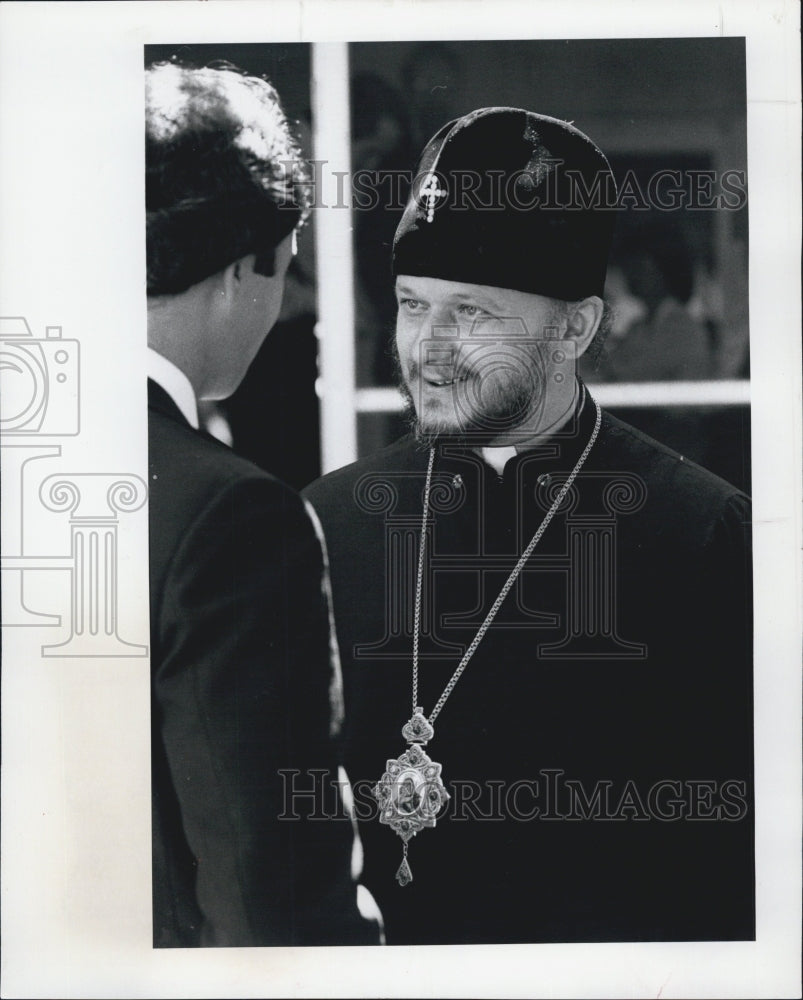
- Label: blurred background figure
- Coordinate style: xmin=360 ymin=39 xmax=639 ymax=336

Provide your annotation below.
xmin=689 ymin=205 xmax=750 ymax=378
xmin=583 ymin=223 xmax=715 ymax=458
xmin=590 ymin=223 xmax=715 ymax=382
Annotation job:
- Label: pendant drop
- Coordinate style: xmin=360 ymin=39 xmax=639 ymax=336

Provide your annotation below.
xmin=395 ymin=852 xmax=413 ymax=887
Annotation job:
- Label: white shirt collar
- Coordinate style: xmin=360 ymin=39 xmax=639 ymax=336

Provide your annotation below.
xmin=478 ymin=381 xmax=585 ymax=476
xmin=147 ymin=348 xmax=199 ymax=429
xmin=481 ymin=445 xmax=517 ymax=476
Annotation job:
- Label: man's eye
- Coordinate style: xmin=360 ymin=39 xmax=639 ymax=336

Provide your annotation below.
xmin=458 ymin=304 xmax=488 ymax=319
xmin=399 ymin=298 xmax=424 ymax=313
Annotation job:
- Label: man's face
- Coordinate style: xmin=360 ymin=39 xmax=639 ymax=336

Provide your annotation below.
xmin=394 ymin=274 xmax=572 ymax=445
xmin=234 ymin=234 xmax=295 ymax=355
xmin=210 ymin=233 xmax=295 ymax=399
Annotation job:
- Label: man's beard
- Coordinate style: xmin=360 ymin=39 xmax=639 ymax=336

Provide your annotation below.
xmin=392 ymin=341 xmax=545 ymax=449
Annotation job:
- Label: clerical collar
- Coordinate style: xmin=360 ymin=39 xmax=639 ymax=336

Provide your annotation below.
xmin=478 ymin=381 xmax=586 ymax=476
xmin=480 ymin=445 xmax=517 ymax=476
xmin=147 ymin=348 xmax=199 ymax=429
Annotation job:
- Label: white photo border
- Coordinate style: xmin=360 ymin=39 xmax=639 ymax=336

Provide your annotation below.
xmin=0 ymin=2 xmax=800 ymax=998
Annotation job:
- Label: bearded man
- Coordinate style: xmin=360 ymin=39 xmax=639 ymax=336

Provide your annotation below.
xmin=303 ymin=107 xmax=753 ymax=946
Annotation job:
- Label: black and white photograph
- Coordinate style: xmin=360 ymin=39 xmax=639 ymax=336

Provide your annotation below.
xmin=145 ymin=36 xmax=754 ymax=948
xmin=1 ymin=2 xmax=800 ymax=997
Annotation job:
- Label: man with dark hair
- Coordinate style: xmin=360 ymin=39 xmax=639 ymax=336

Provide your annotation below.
xmin=146 ymin=62 xmax=379 ymax=947
xmin=304 ymin=108 xmax=753 ymax=945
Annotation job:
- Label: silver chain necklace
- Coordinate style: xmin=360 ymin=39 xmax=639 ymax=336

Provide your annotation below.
xmin=373 ymin=396 xmax=603 ymax=886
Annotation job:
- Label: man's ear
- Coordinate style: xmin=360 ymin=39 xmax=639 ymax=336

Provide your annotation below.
xmin=564 ymin=296 xmax=603 ymax=359
xmin=214 ymin=258 xmax=244 ymax=310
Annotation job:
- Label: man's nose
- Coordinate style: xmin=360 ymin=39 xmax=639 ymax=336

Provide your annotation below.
xmin=431 ymin=303 xmax=458 ymax=330
xmin=428 ymin=304 xmax=462 ymax=340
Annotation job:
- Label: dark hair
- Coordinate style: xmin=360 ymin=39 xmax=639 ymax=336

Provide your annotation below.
xmin=146 ymin=61 xmax=310 ymax=296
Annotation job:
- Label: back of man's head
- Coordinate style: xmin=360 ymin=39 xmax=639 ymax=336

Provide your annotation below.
xmin=146 ymin=61 xmax=309 ymax=297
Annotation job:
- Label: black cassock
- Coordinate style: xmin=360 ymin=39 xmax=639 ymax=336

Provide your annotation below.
xmin=304 ymin=388 xmax=754 ymax=945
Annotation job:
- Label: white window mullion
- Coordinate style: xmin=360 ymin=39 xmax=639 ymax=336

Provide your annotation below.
xmin=311 ymin=42 xmax=357 ymax=473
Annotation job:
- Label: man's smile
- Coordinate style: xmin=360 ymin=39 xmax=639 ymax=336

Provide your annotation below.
xmin=416 ymin=364 xmax=470 ymax=388
xmin=421 ymin=374 xmax=468 ymax=387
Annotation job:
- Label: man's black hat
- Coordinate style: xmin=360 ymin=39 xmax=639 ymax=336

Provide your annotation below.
xmin=392 ymin=107 xmax=618 ymax=301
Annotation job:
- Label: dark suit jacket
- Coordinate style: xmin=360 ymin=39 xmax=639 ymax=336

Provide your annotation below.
xmin=303 ymin=392 xmax=754 ymax=945
xmin=148 ymin=379 xmax=375 ymax=947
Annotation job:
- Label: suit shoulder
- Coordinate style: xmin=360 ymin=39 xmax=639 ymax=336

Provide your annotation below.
xmin=149 ymin=406 xmax=306 ymax=498
xmin=148 ymin=407 xmax=311 ymax=551
xmin=303 ymin=434 xmax=423 ymax=508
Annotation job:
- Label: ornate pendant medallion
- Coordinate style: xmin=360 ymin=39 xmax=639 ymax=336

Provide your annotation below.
xmin=373 ymin=711 xmax=450 ymax=885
